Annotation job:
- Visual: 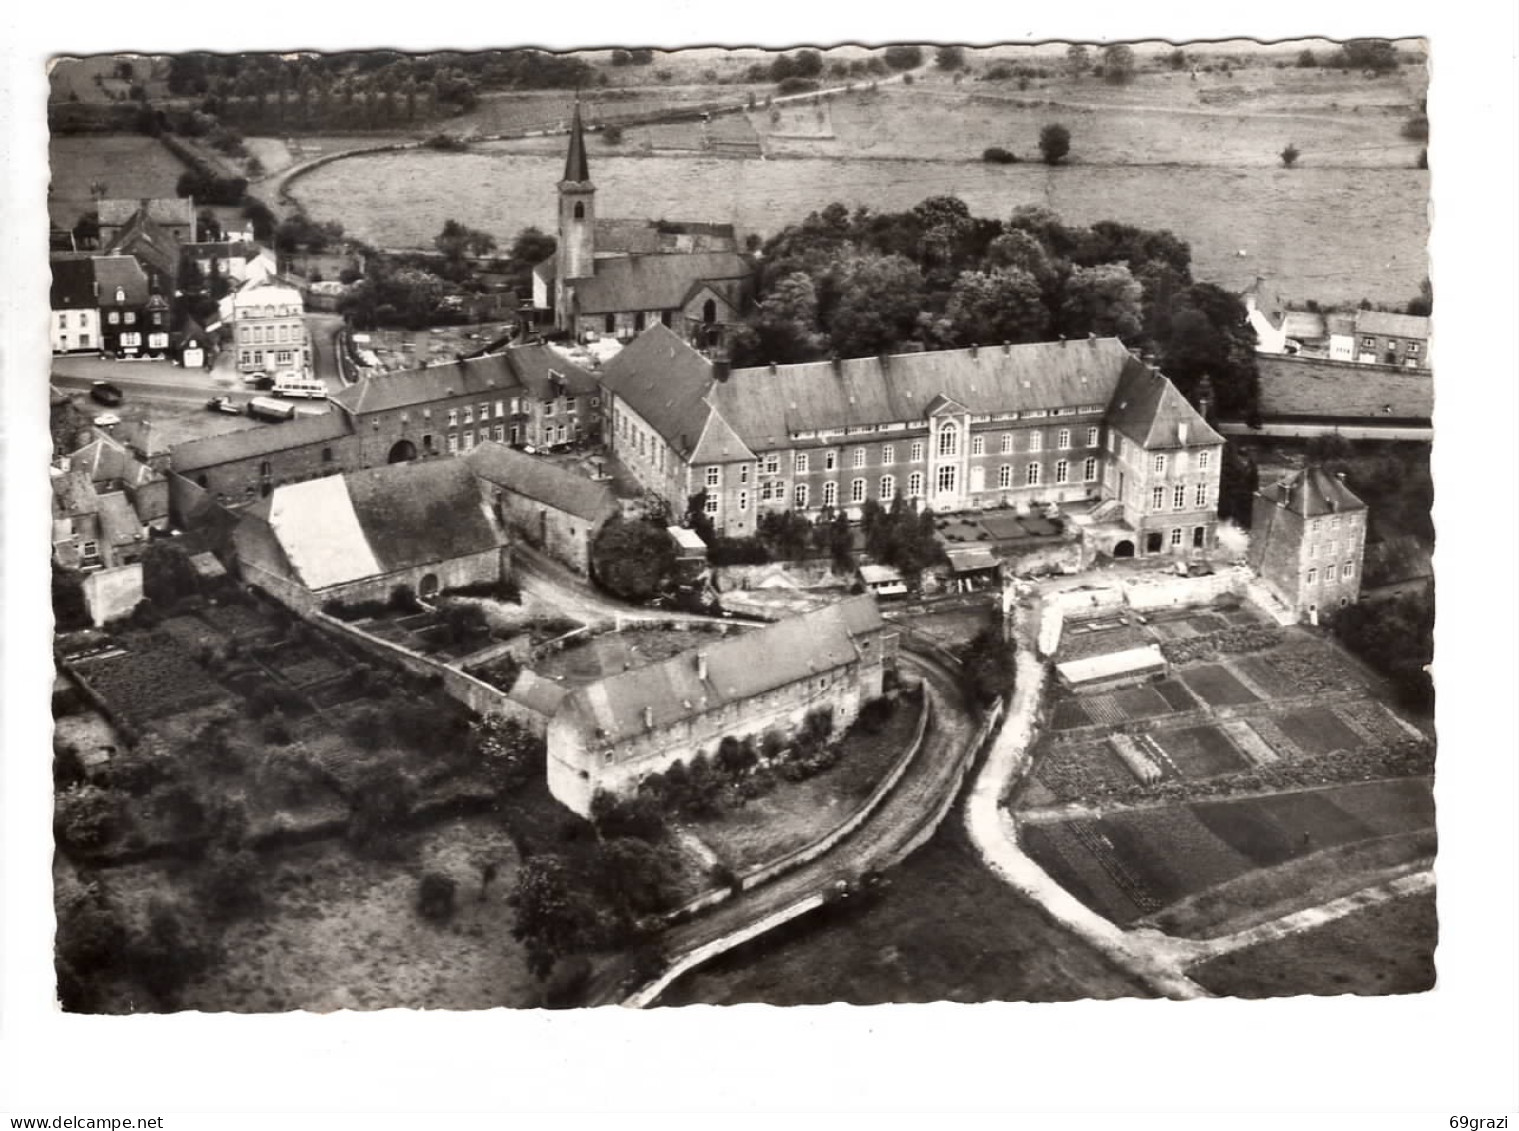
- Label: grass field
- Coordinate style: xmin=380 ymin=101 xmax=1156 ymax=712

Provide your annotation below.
xmin=48 ymin=134 xmax=190 ymax=230
xmin=1190 ymin=889 xmax=1437 ymax=998
xmin=658 ymin=822 xmax=1152 ymax=1006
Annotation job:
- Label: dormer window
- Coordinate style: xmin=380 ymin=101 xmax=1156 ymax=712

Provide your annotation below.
xmin=114 ymin=287 xmax=125 ymax=303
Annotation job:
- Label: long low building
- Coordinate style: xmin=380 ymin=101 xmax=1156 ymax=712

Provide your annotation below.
xmin=1055 ymin=644 xmax=1169 ymax=693
xmin=546 ymin=594 xmax=896 ymax=816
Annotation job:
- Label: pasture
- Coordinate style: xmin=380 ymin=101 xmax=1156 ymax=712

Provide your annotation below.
xmin=48 ymin=133 xmax=190 ymax=230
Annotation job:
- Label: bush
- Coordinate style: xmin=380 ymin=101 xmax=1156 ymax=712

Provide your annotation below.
xmin=590 ymin=790 xmax=667 ymax=841
xmin=1039 ymin=123 xmax=1071 ymax=165
xmin=776 ymin=77 xmax=819 ymax=96
xmin=601 ymin=124 xmax=624 ymax=145
xmin=55 ymin=783 xmax=121 ymax=851
xmin=1280 ymin=143 xmax=1301 ymax=168
xmin=982 ymin=146 xmax=1019 ymax=164
xmin=417 ymin=872 xmax=458 ymax=922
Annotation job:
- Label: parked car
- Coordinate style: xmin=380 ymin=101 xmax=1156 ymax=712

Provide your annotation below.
xmin=243 ymin=371 xmax=275 ymax=390
xmin=89 ymin=381 xmax=124 ymax=406
xmin=92 ymin=413 xmax=121 ymax=428
xmin=206 ymin=396 xmax=242 ymax=415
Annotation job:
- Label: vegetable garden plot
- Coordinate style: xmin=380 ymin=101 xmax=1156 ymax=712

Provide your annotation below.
xmin=1222 ymin=608 xmax=1262 ymax=627
xmin=1318 ymin=778 xmax=1435 ymax=838
xmin=159 ymin=615 xmax=226 ymax=651
xmin=1153 ymin=725 xmax=1251 ymax=779
xmin=1229 ymin=654 xmax=1301 ymax=699
xmin=1030 ymin=738 xmax=1138 ymax=801
xmin=1191 ymin=790 xmax=1378 ymax=868
xmin=1020 ymin=822 xmax=1146 ymax=925
xmin=1111 ymin=685 xmax=1173 ymax=721
xmin=200 ymin=603 xmax=273 ymax=638
xmin=72 ymin=646 xmax=229 ymax=722
xmin=1275 ymin=706 xmax=1367 ymax=757
xmin=1100 ymin=806 xmax=1256 ymax=905
xmin=1180 ymin=664 xmax=1260 ymax=708
xmin=1154 ymin=679 xmax=1201 ymax=712
xmin=1185 ymin=613 xmax=1230 ymax=634
xmin=1051 ymin=699 xmax=1092 ymax=731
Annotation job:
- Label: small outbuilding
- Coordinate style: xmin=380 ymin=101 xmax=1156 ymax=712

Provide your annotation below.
xmin=1055 ymin=643 xmax=1169 ymax=693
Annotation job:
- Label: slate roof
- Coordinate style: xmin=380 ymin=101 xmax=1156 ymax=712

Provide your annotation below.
xmin=1259 ymin=466 xmax=1367 ymax=518
xmin=68 ymin=433 xmax=159 ymax=490
xmin=104 ymin=210 xmax=181 ymax=281
xmin=1279 ymin=310 xmax=1327 ymax=341
xmin=332 ymin=345 xmax=596 ymax=417
xmin=98 ymin=198 xmax=194 ymax=231
xmin=92 ymin=255 xmax=150 ymax=307
xmin=569 ymin=251 xmax=750 ymax=314
xmin=248 ymin=459 xmax=504 ymax=590
xmin=51 ymin=257 xmax=97 ymax=310
xmin=593 ymin=218 xmax=738 ymax=256
xmin=1106 ymin=361 xmax=1225 ymax=449
xmin=600 ymin=323 xmax=720 ymax=461
xmin=1254 ymin=355 xmax=1432 ymax=423
xmin=1355 ymin=310 xmax=1430 ymax=340
xmin=96 ymin=491 xmax=145 ymax=550
xmin=714 ymin=338 xmax=1140 ymax=453
xmin=51 ymin=469 xmax=99 ymax=517
xmin=557 ymin=595 xmax=883 ymax=745
xmin=466 ymin=442 xmax=618 ymax=523
xmin=505 ymin=669 xmax=570 ymax=717
xmin=562 ymin=102 xmax=591 ymax=184
xmin=171 ymin=412 xmax=353 ymax=472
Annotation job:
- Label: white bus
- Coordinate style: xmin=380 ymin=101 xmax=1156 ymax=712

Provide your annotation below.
xmin=272 ymin=372 xmax=328 ymax=399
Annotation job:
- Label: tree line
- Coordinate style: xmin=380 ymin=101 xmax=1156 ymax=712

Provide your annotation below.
xmin=729 ymin=196 xmax=1262 ymax=424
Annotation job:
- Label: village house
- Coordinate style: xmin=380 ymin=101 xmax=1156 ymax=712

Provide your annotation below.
xmin=231 ymin=457 xmax=511 ymax=615
xmin=49 ymin=256 xmax=101 ymax=354
xmin=102 ymin=206 xmax=182 ymax=302
xmin=546 ymin=594 xmax=895 ymax=816
xmin=601 ymin=325 xmax=1224 ymax=560
xmin=50 ymin=452 xmax=166 ymax=573
xmin=96 ymin=197 xmax=195 ymax=248
xmin=465 ymin=441 xmax=619 ymax=575
xmin=1246 ymin=465 xmax=1368 ymax=623
xmin=1332 ymin=309 xmax=1431 ymax=369
xmin=93 ymin=255 xmax=157 ymax=358
xmin=535 ymin=104 xmax=752 ymax=345
xmin=181 ymin=235 xmax=278 ymax=290
xmin=168 ymin=344 xmax=601 ymax=505
xmin=228 ymin=278 xmax=309 ymax=377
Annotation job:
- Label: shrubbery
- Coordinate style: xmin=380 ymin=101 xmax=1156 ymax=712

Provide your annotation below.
xmin=982 ymin=146 xmax=1019 ymax=164
xmin=417 ymin=872 xmax=458 ymax=922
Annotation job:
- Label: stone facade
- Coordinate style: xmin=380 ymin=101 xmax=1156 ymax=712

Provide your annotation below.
xmin=231 ymin=280 xmax=309 ymax=376
xmin=1247 ymin=467 xmax=1368 ymax=621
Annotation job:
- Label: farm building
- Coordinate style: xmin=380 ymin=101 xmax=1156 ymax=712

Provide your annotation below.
xmin=858 ymin=563 xmax=908 ymax=598
xmin=1247 ymin=465 xmax=1368 ymax=623
xmin=466 ymin=440 xmax=619 ymax=575
xmin=1055 ymin=644 xmax=1169 ymax=693
xmin=97 ymin=197 xmax=195 ymax=248
xmin=1332 ymin=309 xmax=1431 ymax=369
xmin=232 ymin=458 xmax=511 ymax=614
xmin=536 ymin=103 xmax=753 ymax=345
xmin=602 ymin=324 xmax=1224 ymax=561
xmin=546 ymin=595 xmax=896 ymax=816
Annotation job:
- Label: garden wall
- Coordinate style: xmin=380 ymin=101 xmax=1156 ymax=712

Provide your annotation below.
xmin=1122 ymin=565 xmax=1250 ymax=612
xmin=1000 ymin=537 xmax=1088 ymax=578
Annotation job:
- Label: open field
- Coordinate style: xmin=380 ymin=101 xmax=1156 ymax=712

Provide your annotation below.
xmin=1021 ymin=778 xmax=1435 ymax=928
xmin=297 ymin=147 xmax=1427 ymax=305
xmin=1190 ymin=889 xmax=1437 ymax=997
xmin=48 ymin=134 xmax=190 ymax=230
xmin=659 ymin=821 xmax=1152 ymax=1006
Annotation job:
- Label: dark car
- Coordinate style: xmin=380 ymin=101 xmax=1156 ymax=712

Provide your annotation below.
xmin=206 ymin=396 xmax=243 ymax=415
xmin=90 ymin=381 xmax=124 ymax=407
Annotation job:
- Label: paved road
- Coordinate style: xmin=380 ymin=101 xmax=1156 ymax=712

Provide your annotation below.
xmin=305 ymin=313 xmax=348 ymax=394
xmin=615 ymin=648 xmax=980 ymax=1006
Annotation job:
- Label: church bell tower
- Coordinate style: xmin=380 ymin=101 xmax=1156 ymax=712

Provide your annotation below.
xmin=555 ymin=102 xmax=596 ymax=330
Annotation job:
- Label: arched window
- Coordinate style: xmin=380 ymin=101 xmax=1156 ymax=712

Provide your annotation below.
xmin=573 ymin=202 xmax=585 ymax=220
xmin=702 ymin=298 xmax=718 ymax=325
xmin=937 ymin=421 xmax=958 ymax=457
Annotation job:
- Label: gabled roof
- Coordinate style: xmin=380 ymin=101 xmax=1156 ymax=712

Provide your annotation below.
xmin=688 ymin=407 xmax=756 ymax=467
xmin=51 ymin=469 xmax=99 ymax=517
xmin=104 ymin=210 xmax=181 ymax=282
xmin=332 ymin=345 xmax=597 ymax=417
xmin=1105 ymin=361 xmax=1224 ymax=449
xmin=1280 ymin=310 xmax=1327 ymax=342
xmin=1259 ymin=466 xmax=1367 ymax=518
xmin=714 ymin=339 xmax=1137 ymax=453
xmin=92 ymin=255 xmax=150 ymax=307
xmin=249 ymin=459 xmax=505 ymax=590
xmin=171 ymin=412 xmax=353 ymax=473
xmin=600 ymin=324 xmax=718 ymax=462
xmin=96 ymin=491 xmax=145 ymax=549
xmin=68 ymin=433 xmax=159 ymax=490
xmin=570 ymin=251 xmax=750 ymax=314
xmin=466 ymin=441 xmax=619 ymax=523
xmin=1254 ymin=355 xmax=1433 ymax=423
xmin=562 ymin=102 xmax=591 ymax=185
xmin=1354 ymin=310 xmax=1430 ymax=340
xmin=51 ymin=256 xmax=97 ymax=310
xmin=557 ymin=595 xmax=883 ymax=745
xmin=98 ymin=198 xmax=194 ymax=230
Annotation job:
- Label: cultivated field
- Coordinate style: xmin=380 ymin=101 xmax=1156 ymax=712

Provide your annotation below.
xmin=295 ymin=146 xmax=1427 ymax=305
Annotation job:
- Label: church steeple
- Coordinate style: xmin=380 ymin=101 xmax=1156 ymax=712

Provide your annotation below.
xmin=562 ymin=101 xmax=591 ymax=185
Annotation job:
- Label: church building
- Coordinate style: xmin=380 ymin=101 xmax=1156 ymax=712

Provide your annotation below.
xmin=532 ymin=104 xmax=753 ymax=346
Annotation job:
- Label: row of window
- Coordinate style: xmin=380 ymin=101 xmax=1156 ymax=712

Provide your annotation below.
xmin=1362 ymin=337 xmax=1421 ymax=354
xmin=239 ymin=349 xmax=297 ymax=367
xmin=1308 ymin=539 xmax=1357 ymax=560
xmin=240 ymin=322 xmax=300 ymax=345
xmin=1306 ymin=562 xmax=1357 ymax=585
xmin=56 ymin=312 xmax=92 ymax=328
xmin=105 ymin=311 xmax=136 ymax=325
xmin=1147 ymin=484 xmax=1213 ymax=510
xmin=1309 ymin=512 xmax=1360 ymax=533
xmin=1150 ymin=450 xmax=1211 ymax=476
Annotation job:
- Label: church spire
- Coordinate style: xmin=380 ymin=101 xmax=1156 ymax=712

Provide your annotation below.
xmin=562 ymin=100 xmax=591 ymax=185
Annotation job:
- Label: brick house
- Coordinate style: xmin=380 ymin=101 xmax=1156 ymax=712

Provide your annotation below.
xmin=546 ymin=595 xmax=895 ymax=815
xmin=1246 ymin=466 xmax=1368 ymax=622
xmin=1330 ymin=310 xmax=1431 ymax=369
xmin=602 ymin=325 xmax=1224 ymax=559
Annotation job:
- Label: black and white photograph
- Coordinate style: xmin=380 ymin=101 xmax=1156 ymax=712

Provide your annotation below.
xmin=3 ymin=6 xmax=1517 ymax=1122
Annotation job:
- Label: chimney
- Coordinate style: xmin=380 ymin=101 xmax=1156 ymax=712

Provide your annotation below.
xmin=712 ymin=355 xmax=731 ymax=382
xmin=830 ymin=354 xmax=843 ymax=376
xmin=769 ymin=362 xmax=778 ymax=375
xmin=1087 ymin=334 xmax=1097 ymax=347
xmin=696 ymin=651 xmax=708 ymax=681
xmin=1058 ymin=336 xmax=1067 ymax=348
xmin=1002 ymin=341 xmax=1011 ymax=355
xmin=643 ymin=705 xmax=654 ymax=730
xmin=969 ymin=343 xmax=978 ymax=359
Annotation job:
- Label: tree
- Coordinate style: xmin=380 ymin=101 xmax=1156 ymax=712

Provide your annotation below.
xmin=883 ymin=45 xmax=925 ymax=71
xmin=1167 ymin=48 xmax=1187 ymax=71
xmin=509 ymin=855 xmax=604 ymax=980
xmin=511 ymin=226 xmax=556 ymax=265
xmin=1280 ymin=142 xmax=1301 ymax=168
xmin=601 ymin=124 xmax=624 ymax=145
xmin=824 ymin=253 xmax=927 ymax=357
xmin=1156 ymin=282 xmax=1261 ymax=424
xmin=1297 ymin=49 xmax=1318 ymax=68
xmin=140 ymin=540 xmax=200 ymax=608
xmin=1066 ymin=45 xmax=1090 ymax=78
xmin=591 ymin=517 xmax=676 ymax=602
xmin=1038 ymin=123 xmax=1072 ymax=165
xmin=1058 ymin=263 xmax=1144 ymax=340
xmin=472 ymin=713 xmax=545 ymax=795
xmin=1406 ymin=277 xmax=1433 ymax=317
xmin=595 ymin=837 xmax=682 ymax=917
xmin=945 ymin=268 xmax=1049 ymax=346
xmin=1343 ymin=39 xmax=1400 ymax=74
xmin=417 ymin=872 xmax=458 ymax=922
xmin=935 ymin=46 xmax=966 ymax=71
xmin=957 ymin=624 xmax=1016 ymax=708
xmin=1103 ymin=44 xmax=1136 ymax=84
xmin=434 ymin=218 xmax=496 ymax=261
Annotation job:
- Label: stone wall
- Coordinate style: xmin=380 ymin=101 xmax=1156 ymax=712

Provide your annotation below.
xmin=83 ymin=563 xmax=143 ymax=626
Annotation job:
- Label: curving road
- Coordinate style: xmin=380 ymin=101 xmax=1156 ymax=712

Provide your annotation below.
xmin=614 ymin=648 xmax=980 ymax=1007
